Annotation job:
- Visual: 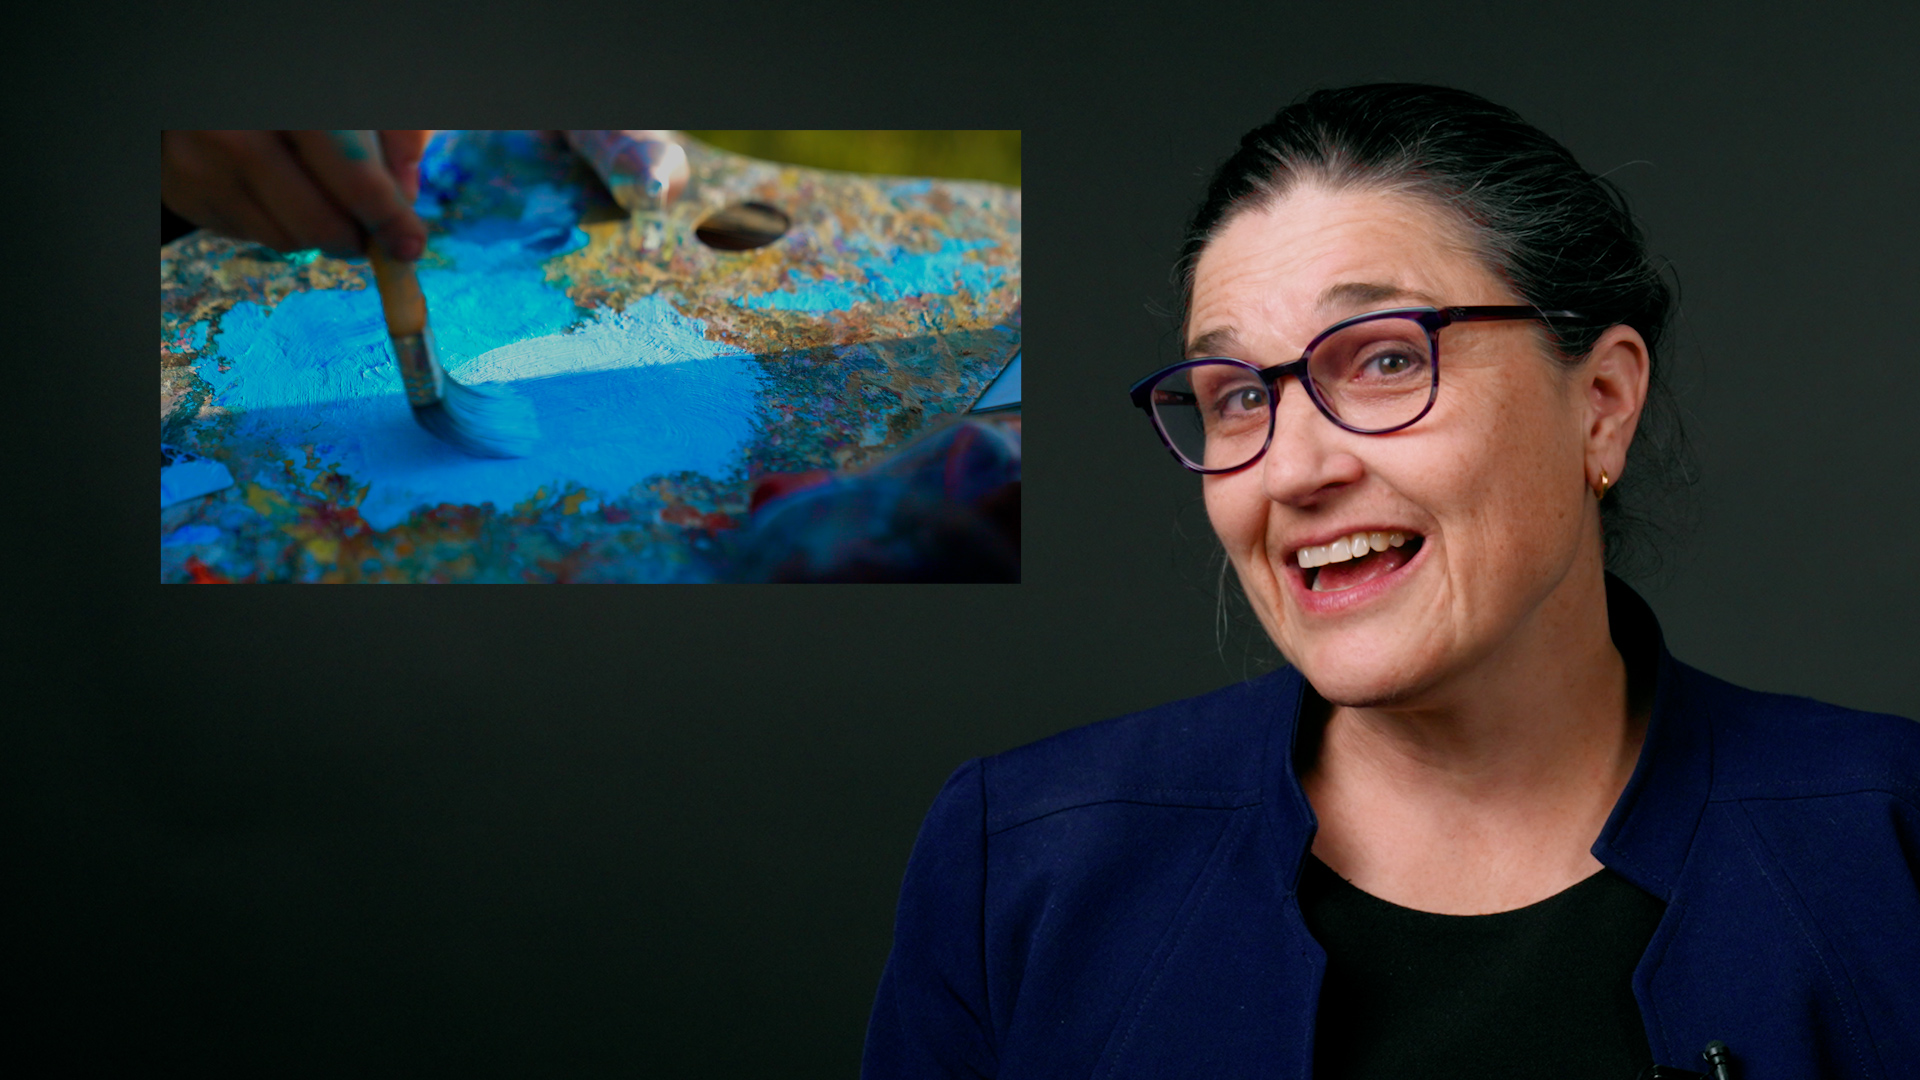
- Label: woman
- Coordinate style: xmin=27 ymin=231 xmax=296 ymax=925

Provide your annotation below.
xmin=864 ymin=86 xmax=1920 ymax=1080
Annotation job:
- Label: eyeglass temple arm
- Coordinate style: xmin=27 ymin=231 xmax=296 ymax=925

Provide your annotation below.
xmin=1445 ymin=305 xmax=1585 ymax=322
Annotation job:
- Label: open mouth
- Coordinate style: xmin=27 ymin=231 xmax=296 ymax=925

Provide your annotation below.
xmin=1297 ymin=531 xmax=1425 ymax=593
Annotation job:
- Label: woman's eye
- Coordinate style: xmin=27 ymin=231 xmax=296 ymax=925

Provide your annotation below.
xmin=1219 ymin=386 xmax=1268 ymax=413
xmin=1368 ymin=351 xmax=1412 ymax=376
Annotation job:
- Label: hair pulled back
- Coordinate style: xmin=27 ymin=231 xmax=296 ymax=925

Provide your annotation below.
xmin=1177 ymin=83 xmax=1690 ymax=577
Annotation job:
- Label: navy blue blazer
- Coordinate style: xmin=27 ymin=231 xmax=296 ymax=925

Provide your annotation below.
xmin=864 ymin=585 xmax=1920 ymax=1079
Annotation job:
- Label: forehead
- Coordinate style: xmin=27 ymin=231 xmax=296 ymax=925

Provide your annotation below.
xmin=1187 ymin=185 xmax=1508 ymax=356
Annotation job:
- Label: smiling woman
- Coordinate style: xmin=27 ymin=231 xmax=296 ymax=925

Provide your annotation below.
xmin=865 ymin=86 xmax=1920 ymax=1080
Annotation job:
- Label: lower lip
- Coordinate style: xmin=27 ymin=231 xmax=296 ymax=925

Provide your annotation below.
xmin=1285 ymin=537 xmax=1429 ymax=616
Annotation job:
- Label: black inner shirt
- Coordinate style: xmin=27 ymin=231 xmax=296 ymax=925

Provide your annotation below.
xmin=1298 ymin=853 xmax=1666 ymax=1080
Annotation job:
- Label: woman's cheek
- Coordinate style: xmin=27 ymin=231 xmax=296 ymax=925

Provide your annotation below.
xmin=1203 ymin=478 xmax=1262 ymax=565
xmin=1207 ymin=479 xmax=1289 ymax=645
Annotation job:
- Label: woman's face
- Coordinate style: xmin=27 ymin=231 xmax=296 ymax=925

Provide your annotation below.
xmin=1190 ymin=185 xmax=1629 ymax=707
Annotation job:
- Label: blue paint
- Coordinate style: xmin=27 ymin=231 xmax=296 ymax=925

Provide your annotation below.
xmin=419 ymin=242 xmax=583 ymax=367
xmin=163 ymin=524 xmax=223 ymax=547
xmin=417 ymin=134 xmax=469 ymax=204
xmin=284 ymin=249 xmax=321 ymax=265
xmin=737 ymin=279 xmax=864 ymax=314
xmin=438 ymin=182 xmax=582 ymax=255
xmin=735 ymin=236 xmax=1009 ymax=312
xmin=197 ymin=288 xmax=400 ymax=408
xmin=518 ymin=183 xmax=575 ymax=225
xmin=196 ymin=231 xmax=584 ymax=419
xmin=199 ymin=279 xmax=761 ymax=530
xmin=161 ymin=457 xmax=234 ymax=507
xmin=345 ymin=297 xmax=761 ymax=529
xmin=863 ymin=237 xmax=1004 ymax=302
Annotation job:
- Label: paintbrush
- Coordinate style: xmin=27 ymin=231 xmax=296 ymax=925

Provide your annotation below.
xmin=358 ymin=131 xmax=537 ymax=457
xmin=367 ymin=246 xmax=537 ymax=457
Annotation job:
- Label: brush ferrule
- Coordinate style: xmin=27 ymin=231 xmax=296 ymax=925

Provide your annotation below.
xmin=391 ymin=327 xmax=445 ymax=407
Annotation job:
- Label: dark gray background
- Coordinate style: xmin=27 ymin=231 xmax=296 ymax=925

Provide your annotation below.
xmin=11 ymin=2 xmax=1917 ymax=1076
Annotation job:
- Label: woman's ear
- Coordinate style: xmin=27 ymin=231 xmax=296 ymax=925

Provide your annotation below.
xmin=1581 ymin=324 xmax=1651 ymax=489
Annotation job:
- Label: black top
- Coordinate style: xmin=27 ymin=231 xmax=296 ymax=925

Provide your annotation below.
xmin=1299 ymin=853 xmax=1666 ymax=1080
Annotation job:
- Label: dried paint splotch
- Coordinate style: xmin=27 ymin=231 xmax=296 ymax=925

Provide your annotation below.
xmin=160 ymin=130 xmax=1019 ymax=583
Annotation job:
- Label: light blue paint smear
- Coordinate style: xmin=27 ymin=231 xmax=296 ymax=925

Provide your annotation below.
xmin=197 ymin=288 xmax=400 ymax=410
xmin=418 ymin=243 xmax=583 ymax=367
xmin=196 ymin=247 xmax=582 ymax=415
xmin=741 ymin=279 xmax=864 ymax=314
xmin=200 ymin=289 xmax=761 ymax=530
xmin=161 ymin=457 xmax=234 ymax=508
xmin=736 ymin=236 xmax=1010 ymax=313
xmin=346 ymin=298 xmax=761 ymax=529
xmin=163 ymin=524 xmax=223 ymax=547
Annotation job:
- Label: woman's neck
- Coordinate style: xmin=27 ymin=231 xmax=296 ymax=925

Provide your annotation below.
xmin=1300 ymin=569 xmax=1649 ymax=915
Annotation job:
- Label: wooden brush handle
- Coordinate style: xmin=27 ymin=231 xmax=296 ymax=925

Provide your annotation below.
xmin=368 ymin=246 xmax=427 ymax=337
xmin=344 ymin=128 xmax=427 ymax=338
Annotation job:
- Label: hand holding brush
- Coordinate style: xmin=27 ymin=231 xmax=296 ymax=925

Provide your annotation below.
xmin=162 ymin=130 xmax=433 ymax=260
xmin=354 ymin=131 xmax=539 ymax=457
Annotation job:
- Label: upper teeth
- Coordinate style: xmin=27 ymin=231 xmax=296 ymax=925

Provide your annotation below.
xmin=1297 ymin=531 xmax=1407 ymax=568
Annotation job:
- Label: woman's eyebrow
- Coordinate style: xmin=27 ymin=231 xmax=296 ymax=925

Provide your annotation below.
xmin=1186 ymin=326 xmax=1240 ymax=358
xmin=1188 ymin=284 xmax=1446 ymax=355
xmin=1318 ymin=281 xmax=1443 ymax=310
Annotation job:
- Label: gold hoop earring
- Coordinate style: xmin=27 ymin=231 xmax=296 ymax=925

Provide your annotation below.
xmin=1595 ymin=469 xmax=1611 ymax=499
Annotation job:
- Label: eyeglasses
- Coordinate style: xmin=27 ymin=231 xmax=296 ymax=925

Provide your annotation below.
xmin=1129 ymin=305 xmax=1582 ymax=474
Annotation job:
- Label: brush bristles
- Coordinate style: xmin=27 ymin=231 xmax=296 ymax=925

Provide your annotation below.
xmin=411 ymin=377 xmax=539 ymax=458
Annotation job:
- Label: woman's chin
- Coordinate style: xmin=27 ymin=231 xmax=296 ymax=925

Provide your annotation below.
xmin=1288 ymin=642 xmax=1442 ymax=709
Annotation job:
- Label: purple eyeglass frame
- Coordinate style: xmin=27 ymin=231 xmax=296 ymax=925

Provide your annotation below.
xmin=1128 ymin=305 xmax=1583 ymax=474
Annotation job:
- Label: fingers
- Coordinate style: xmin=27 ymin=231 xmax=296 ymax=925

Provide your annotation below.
xmin=163 ymin=130 xmax=323 ymax=253
xmin=379 ymin=130 xmax=434 ymax=203
xmin=237 ymin=134 xmax=367 ymax=257
xmin=285 ymin=130 xmax=428 ymax=261
xmin=163 ymin=131 xmax=265 ymax=245
xmin=216 ymin=182 xmax=301 ymax=254
xmin=162 ymin=130 xmax=427 ymax=260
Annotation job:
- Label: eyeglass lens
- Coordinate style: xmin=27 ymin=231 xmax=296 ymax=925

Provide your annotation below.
xmin=1150 ymin=315 xmax=1436 ymax=470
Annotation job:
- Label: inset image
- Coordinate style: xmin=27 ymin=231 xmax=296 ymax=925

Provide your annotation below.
xmin=160 ymin=130 xmax=1020 ymax=582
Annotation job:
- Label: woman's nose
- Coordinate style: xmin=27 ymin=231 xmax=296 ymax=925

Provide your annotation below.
xmin=1258 ymin=376 xmax=1364 ymax=505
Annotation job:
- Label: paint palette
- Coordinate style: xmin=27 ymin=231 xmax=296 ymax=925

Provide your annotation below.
xmin=160 ymin=130 xmax=1020 ymax=582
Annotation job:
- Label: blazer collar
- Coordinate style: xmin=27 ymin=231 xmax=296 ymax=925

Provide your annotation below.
xmin=1264 ymin=574 xmax=1711 ymax=902
xmin=1590 ymin=575 xmax=1712 ymax=901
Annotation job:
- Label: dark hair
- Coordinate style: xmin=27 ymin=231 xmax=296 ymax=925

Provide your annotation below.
xmin=1177 ymin=83 xmax=1692 ymax=578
